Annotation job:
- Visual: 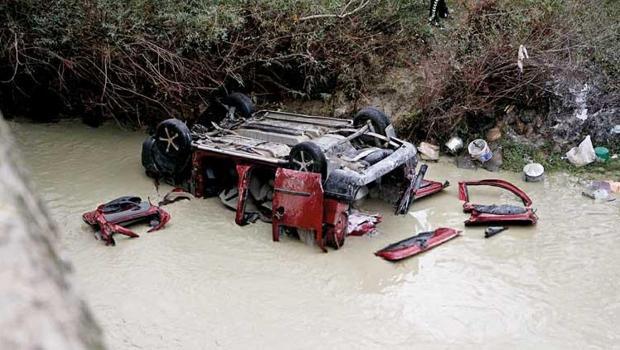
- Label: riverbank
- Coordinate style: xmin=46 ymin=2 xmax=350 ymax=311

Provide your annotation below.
xmin=500 ymin=139 xmax=620 ymax=179
xmin=2 ymin=1 xmax=618 ymax=155
xmin=9 ymin=119 xmax=620 ymax=349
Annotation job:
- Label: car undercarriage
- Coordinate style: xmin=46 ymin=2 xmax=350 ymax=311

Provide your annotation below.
xmin=140 ymin=93 xmax=448 ymax=250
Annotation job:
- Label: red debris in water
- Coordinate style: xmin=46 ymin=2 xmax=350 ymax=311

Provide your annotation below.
xmin=458 ymin=179 xmax=538 ymax=225
xmin=82 ymin=196 xmax=170 ymax=246
xmin=375 ymin=227 xmax=461 ymax=261
xmin=347 ymin=211 xmax=382 ymax=236
xmin=158 ymin=188 xmax=194 ymax=206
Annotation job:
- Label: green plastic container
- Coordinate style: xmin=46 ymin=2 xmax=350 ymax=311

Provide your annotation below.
xmin=595 ymin=147 xmax=610 ymax=161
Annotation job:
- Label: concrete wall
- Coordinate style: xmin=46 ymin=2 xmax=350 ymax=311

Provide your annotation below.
xmin=0 ymin=112 xmax=105 ymax=349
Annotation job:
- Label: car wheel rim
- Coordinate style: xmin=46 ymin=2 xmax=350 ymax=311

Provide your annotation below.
xmin=158 ymin=127 xmax=179 ymax=153
xmin=224 ymin=104 xmax=238 ymax=120
xmin=292 ymin=151 xmax=316 ymax=172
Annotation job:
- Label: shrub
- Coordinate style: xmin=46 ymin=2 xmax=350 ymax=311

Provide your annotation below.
xmin=0 ymin=0 xmax=427 ymax=125
xmin=397 ymin=0 xmax=619 ymax=142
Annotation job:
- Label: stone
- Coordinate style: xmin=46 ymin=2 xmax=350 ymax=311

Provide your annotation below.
xmin=486 ymin=127 xmax=502 ymax=142
xmin=519 ymin=109 xmax=536 ymax=123
xmin=482 ymin=147 xmax=503 ymax=172
xmin=418 ymin=142 xmax=440 ymax=161
xmin=455 ymin=154 xmax=477 ymax=170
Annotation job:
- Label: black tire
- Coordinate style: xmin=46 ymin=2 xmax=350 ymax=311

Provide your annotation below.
xmin=353 ymin=107 xmax=392 ymax=137
xmin=151 ymin=146 xmax=178 ymax=175
xmin=141 ymin=136 xmax=160 ymax=177
xmin=198 ymin=92 xmax=255 ymax=127
xmin=150 ymin=146 xmax=191 ymax=184
xmin=151 ymin=119 xmax=192 ymax=183
xmin=288 ymin=142 xmax=328 ymax=180
xmin=154 ymin=119 xmax=192 ymax=158
xmin=222 ymin=92 xmax=255 ymax=119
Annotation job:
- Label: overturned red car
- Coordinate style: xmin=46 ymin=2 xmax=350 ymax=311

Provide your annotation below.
xmin=141 ymin=93 xmax=447 ymax=251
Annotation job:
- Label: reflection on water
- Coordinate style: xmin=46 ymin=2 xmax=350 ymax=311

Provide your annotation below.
xmin=10 ymin=120 xmax=620 ymax=349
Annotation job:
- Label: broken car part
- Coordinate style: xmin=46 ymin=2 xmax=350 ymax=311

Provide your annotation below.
xmin=82 ymin=196 xmax=170 ymax=245
xmin=347 ymin=210 xmax=382 ymax=236
xmin=458 ymin=179 xmax=538 ymax=226
xmin=271 ymin=168 xmax=349 ymax=251
xmin=413 ymin=179 xmax=450 ymax=201
xmin=395 ymin=164 xmax=428 ymax=215
xmin=484 ymin=226 xmax=509 ymax=238
xmin=142 ymin=119 xmax=192 ymax=185
xmin=375 ymin=227 xmax=460 ymax=261
xmin=158 ymin=188 xmax=194 ymax=206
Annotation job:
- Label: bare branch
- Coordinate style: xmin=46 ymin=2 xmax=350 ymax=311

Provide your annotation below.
xmin=299 ymin=0 xmax=371 ymax=21
xmin=1 ymin=31 xmax=20 ymax=83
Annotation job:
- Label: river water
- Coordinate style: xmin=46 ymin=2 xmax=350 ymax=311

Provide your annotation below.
xmin=9 ymin=120 xmax=620 ymax=349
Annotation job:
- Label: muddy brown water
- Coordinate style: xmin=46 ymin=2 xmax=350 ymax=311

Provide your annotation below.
xmin=9 ymin=120 xmax=620 ymax=349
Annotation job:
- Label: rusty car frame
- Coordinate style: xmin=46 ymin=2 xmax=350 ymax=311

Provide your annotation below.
xmin=141 ymin=93 xmax=447 ymax=250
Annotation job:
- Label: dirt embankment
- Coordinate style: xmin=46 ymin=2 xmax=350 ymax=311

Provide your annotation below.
xmin=285 ymin=0 xmax=620 ymax=158
xmin=1 ymin=0 xmax=618 ymax=156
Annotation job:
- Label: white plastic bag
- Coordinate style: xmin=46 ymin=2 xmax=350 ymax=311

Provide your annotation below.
xmin=566 ymin=135 xmax=596 ymax=167
xmin=518 ymin=44 xmax=529 ymax=73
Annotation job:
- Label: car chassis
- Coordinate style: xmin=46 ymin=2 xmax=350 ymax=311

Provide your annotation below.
xmin=143 ymin=96 xmax=448 ymax=250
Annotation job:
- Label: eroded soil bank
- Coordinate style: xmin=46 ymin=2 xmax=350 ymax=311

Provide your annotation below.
xmin=11 ymin=120 xmax=620 ymax=349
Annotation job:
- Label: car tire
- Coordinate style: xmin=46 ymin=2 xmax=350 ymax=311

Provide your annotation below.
xmin=141 ymin=136 xmax=160 ymax=177
xmin=154 ymin=119 xmax=192 ymax=158
xmin=288 ymin=142 xmax=328 ymax=180
xmin=354 ymin=107 xmax=394 ymax=137
xmin=142 ymin=120 xmax=192 ymax=183
xmin=222 ymin=92 xmax=255 ymax=119
xmin=151 ymin=145 xmax=179 ymax=175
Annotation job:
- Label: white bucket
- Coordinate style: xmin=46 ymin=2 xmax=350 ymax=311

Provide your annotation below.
xmin=468 ymin=139 xmax=493 ymax=163
xmin=523 ymin=163 xmax=545 ymax=182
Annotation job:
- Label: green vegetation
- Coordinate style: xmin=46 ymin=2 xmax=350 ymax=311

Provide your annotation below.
xmin=0 ymin=0 xmax=618 ymax=152
xmin=400 ymin=0 xmax=619 ymax=142
xmin=501 ymin=140 xmax=620 ymax=178
xmin=0 ymin=0 xmax=430 ymax=125
xmin=501 ymin=140 xmax=565 ymax=173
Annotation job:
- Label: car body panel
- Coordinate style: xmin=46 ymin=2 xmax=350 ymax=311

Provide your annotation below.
xmin=458 ymin=179 xmax=538 ymax=225
xmin=375 ymin=228 xmax=461 ymax=261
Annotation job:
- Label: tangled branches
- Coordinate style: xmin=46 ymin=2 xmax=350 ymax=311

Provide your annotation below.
xmin=0 ymin=0 xmax=424 ymax=126
xmin=399 ymin=0 xmax=612 ymax=141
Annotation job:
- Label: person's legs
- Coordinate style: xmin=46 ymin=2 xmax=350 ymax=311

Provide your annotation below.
xmin=439 ymin=0 xmax=449 ymax=18
xmin=429 ymin=0 xmax=439 ymax=22
xmin=429 ymin=0 xmax=449 ymax=23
